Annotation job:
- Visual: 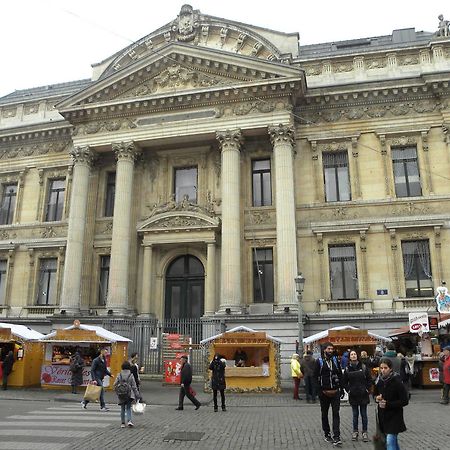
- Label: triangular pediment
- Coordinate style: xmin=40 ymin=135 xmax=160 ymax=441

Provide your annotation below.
xmin=137 ymin=199 xmax=220 ymax=233
xmin=57 ymin=43 xmax=305 ymax=113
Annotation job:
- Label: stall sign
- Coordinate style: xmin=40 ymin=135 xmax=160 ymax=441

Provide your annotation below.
xmin=429 ymin=316 xmax=439 ymax=330
xmin=409 ymin=312 xmax=429 ymax=333
xmin=436 ymin=285 xmax=450 ymax=314
xmin=429 ymin=367 xmax=440 ymax=383
xmin=164 ymin=359 xmax=181 ymax=384
xmin=150 ymin=337 xmax=158 ymax=350
xmin=40 ymin=365 xmax=111 ymax=387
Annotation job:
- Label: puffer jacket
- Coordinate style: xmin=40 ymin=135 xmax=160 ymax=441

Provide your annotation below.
xmin=291 ymin=358 xmax=302 ymax=378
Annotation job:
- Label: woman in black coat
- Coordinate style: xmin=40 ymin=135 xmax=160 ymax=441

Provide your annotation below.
xmin=69 ymin=351 xmax=84 ymax=394
xmin=342 ymin=350 xmax=373 ymax=442
xmin=2 ymin=350 xmax=14 ymax=390
xmin=209 ymin=354 xmax=226 ymax=411
xmin=374 ymin=357 xmax=409 ymax=450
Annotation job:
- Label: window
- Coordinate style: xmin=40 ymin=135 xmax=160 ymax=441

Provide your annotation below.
xmin=0 ymin=184 xmax=17 ymax=225
xmin=392 ymin=146 xmax=422 ymax=197
xmin=36 ymin=258 xmax=58 ymax=305
xmin=252 ymin=159 xmax=272 ymax=206
xmin=0 ymin=259 xmax=7 ymax=305
xmin=253 ymin=248 xmax=274 ymax=303
xmin=174 ymin=167 xmax=197 ymax=203
xmin=98 ymin=255 xmax=110 ymax=306
xmin=104 ymin=172 xmax=116 ymax=217
xmin=402 ymin=240 xmax=433 ymax=297
xmin=323 ymin=152 xmax=351 ymax=202
xmin=329 ymin=245 xmax=358 ymax=299
xmin=45 ymin=179 xmax=65 ymax=221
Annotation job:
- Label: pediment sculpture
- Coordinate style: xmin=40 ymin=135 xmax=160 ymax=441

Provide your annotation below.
xmin=171 ymin=4 xmax=200 ymax=42
xmin=148 ymin=194 xmax=216 ymax=218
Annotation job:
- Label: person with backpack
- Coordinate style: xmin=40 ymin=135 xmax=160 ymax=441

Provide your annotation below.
xmin=114 ymin=360 xmax=141 ymax=428
xmin=69 ymin=350 xmax=84 ymax=394
xmin=81 ymin=347 xmax=113 ymax=411
xmin=314 ymin=342 xmax=343 ymax=447
xmin=374 ymin=357 xmax=409 ymax=450
xmin=342 ymin=350 xmax=373 ymax=443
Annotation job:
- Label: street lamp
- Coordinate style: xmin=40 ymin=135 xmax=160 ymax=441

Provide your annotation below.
xmin=295 ymin=273 xmax=306 ymax=356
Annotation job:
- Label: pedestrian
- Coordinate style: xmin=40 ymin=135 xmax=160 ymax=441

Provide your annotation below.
xmin=374 ymin=357 xmax=409 ymax=450
xmin=176 ymin=355 xmax=201 ymax=411
xmin=300 ymin=350 xmax=317 ymax=403
xmin=81 ymin=347 xmax=113 ymax=411
xmin=342 ymin=350 xmax=372 ymax=442
xmin=440 ymin=346 xmax=450 ymax=404
xmin=340 ymin=349 xmax=350 ymax=370
xmin=114 ymin=360 xmax=141 ymax=428
xmin=69 ymin=350 xmax=84 ymax=394
xmin=290 ymin=353 xmax=302 ymax=400
xmin=2 ymin=350 xmax=14 ymax=390
xmin=129 ymin=352 xmax=140 ymax=391
xmin=314 ymin=342 xmax=343 ymax=447
xmin=209 ymin=353 xmax=227 ymax=411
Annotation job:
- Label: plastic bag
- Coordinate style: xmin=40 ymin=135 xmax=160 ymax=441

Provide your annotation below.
xmin=132 ymin=400 xmax=146 ymax=415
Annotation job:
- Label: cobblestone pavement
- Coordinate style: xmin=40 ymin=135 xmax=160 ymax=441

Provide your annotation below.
xmin=1 ymin=384 xmax=448 ymax=449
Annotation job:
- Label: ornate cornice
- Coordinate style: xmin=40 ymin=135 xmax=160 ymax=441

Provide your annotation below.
xmin=268 ymin=124 xmax=295 ymax=147
xmin=216 ymin=129 xmax=243 ymax=152
xmin=0 ymin=138 xmax=71 ymax=160
xmin=72 ymin=118 xmax=136 ymax=136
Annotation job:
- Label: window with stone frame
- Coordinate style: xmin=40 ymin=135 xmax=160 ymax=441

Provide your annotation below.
xmin=329 ymin=244 xmax=358 ymax=299
xmin=36 ymin=258 xmax=58 ymax=305
xmin=392 ymin=146 xmax=422 ymax=198
xmin=0 ymin=259 xmax=7 ymax=305
xmin=0 ymin=183 xmax=17 ymax=225
xmin=174 ymin=167 xmax=197 ymax=203
xmin=252 ymin=248 xmax=274 ymax=303
xmin=322 ymin=152 xmax=351 ymax=202
xmin=98 ymin=255 xmax=110 ymax=306
xmin=104 ymin=172 xmax=116 ymax=217
xmin=401 ymin=240 xmax=433 ymax=297
xmin=252 ymin=159 xmax=272 ymax=206
xmin=45 ymin=179 xmax=65 ymax=222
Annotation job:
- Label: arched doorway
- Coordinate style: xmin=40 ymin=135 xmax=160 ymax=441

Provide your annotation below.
xmin=165 ymin=255 xmax=205 ymax=319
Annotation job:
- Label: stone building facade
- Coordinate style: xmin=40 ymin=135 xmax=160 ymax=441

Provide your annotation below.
xmin=0 ymin=5 xmax=449 ymax=348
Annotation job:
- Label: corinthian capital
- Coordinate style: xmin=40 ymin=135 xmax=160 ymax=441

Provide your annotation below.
xmin=70 ymin=146 xmax=95 ymax=166
xmin=268 ymin=124 xmax=295 ymax=147
xmin=112 ymin=141 xmax=139 ymax=161
xmin=216 ymin=129 xmax=243 ymax=152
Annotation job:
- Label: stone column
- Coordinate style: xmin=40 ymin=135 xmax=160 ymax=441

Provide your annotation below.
xmin=60 ymin=147 xmax=94 ymax=314
xmin=216 ymin=129 xmax=243 ymax=313
xmin=269 ymin=124 xmax=299 ymax=310
xmin=205 ymin=241 xmax=217 ymax=315
xmin=351 ymin=137 xmax=362 ymax=200
xmin=139 ymin=243 xmax=153 ymax=316
xmin=107 ymin=141 xmax=138 ymax=314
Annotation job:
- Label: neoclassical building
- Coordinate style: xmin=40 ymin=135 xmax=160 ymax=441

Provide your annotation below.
xmin=0 ymin=5 xmax=449 ymax=348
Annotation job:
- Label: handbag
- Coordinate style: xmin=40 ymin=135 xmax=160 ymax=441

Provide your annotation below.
xmin=188 ymin=386 xmax=197 ymax=397
xmin=84 ymin=383 xmax=102 ymax=402
xmin=132 ymin=400 xmax=146 ymax=415
xmin=373 ymin=405 xmax=387 ymax=450
xmin=322 ymin=389 xmax=338 ymax=397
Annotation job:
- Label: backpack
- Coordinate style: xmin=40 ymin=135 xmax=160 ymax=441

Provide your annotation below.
xmin=115 ymin=374 xmax=132 ymax=401
xmin=318 ymin=356 xmax=339 ymax=371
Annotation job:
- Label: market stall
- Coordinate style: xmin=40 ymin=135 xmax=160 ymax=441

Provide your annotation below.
xmin=200 ymin=326 xmax=282 ymax=393
xmin=0 ymin=322 xmax=44 ymax=387
xmin=39 ymin=321 xmax=131 ymax=390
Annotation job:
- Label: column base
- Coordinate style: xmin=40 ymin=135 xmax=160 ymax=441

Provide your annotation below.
xmin=56 ymin=306 xmax=81 ymax=316
xmin=273 ymin=304 xmax=299 ymax=314
xmin=216 ymin=305 xmax=245 ymax=315
xmin=104 ymin=306 xmax=134 ymax=317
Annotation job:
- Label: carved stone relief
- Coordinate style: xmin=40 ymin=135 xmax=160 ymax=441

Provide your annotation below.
xmin=215 ymin=100 xmax=288 ymax=118
xmin=0 ymin=139 xmax=71 ymax=160
xmin=73 ymin=119 xmax=136 ymax=136
xmin=148 ymin=196 xmax=217 ymax=219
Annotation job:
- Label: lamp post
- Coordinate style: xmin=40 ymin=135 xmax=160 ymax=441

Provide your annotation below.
xmin=295 ymin=273 xmax=306 ymax=356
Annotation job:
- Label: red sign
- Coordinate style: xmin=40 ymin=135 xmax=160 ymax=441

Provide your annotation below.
xmin=164 ymin=360 xmax=181 ymax=384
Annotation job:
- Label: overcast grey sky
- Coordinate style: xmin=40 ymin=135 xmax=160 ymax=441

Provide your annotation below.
xmin=0 ymin=0 xmax=448 ymax=98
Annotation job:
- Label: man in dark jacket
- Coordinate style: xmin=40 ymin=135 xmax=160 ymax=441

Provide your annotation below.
xmin=82 ymin=347 xmax=112 ymax=411
xmin=314 ymin=342 xmax=343 ymax=447
xmin=300 ymin=351 xmax=317 ymax=403
xmin=2 ymin=350 xmax=14 ymax=390
xmin=176 ymin=355 xmax=201 ymax=410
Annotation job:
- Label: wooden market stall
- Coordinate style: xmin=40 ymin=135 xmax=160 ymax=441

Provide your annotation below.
xmin=303 ymin=326 xmax=391 ymax=357
xmin=39 ymin=321 xmax=131 ymax=390
xmin=200 ymin=326 xmax=282 ymax=393
xmin=0 ymin=322 xmax=44 ymax=387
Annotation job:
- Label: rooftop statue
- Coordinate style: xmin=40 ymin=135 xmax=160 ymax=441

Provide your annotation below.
xmin=437 ymin=14 xmax=450 ymax=37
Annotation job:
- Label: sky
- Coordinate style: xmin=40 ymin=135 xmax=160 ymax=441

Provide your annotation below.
xmin=0 ymin=0 xmax=448 ymax=98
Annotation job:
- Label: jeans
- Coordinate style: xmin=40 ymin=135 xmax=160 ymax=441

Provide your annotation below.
xmin=292 ymin=377 xmax=300 ymax=399
xmin=213 ymin=389 xmax=226 ymax=409
xmin=83 ymin=378 xmax=105 ymax=409
xmin=178 ymin=385 xmax=201 ymax=408
xmin=351 ymin=404 xmax=368 ymax=432
xmin=304 ymin=376 xmax=317 ymax=401
xmin=386 ymin=433 xmax=400 ymax=450
xmin=319 ymin=392 xmax=340 ymax=438
xmin=120 ymin=400 xmax=132 ymax=424
xmin=442 ymin=383 xmax=450 ymax=403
